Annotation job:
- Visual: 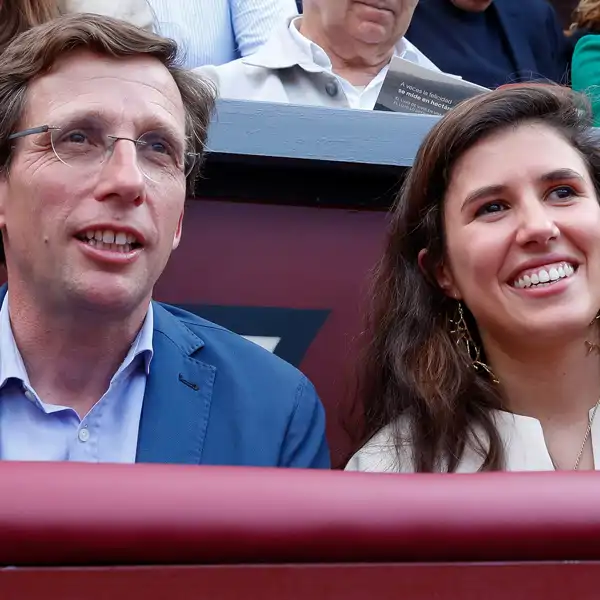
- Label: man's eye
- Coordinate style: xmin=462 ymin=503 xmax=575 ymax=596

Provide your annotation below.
xmin=149 ymin=141 xmax=168 ymax=154
xmin=64 ymin=131 xmax=88 ymax=144
xmin=139 ymin=133 xmax=177 ymax=158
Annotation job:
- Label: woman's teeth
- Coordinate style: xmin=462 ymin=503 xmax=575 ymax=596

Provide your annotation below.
xmin=513 ymin=263 xmax=575 ymax=289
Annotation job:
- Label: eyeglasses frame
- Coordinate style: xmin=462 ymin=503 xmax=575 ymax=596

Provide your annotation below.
xmin=7 ymin=124 xmax=200 ymax=180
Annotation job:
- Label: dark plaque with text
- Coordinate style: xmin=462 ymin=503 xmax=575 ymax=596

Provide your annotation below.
xmin=375 ymin=57 xmax=488 ymax=115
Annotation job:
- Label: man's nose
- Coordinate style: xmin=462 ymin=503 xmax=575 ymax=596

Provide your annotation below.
xmin=94 ymin=139 xmax=146 ymax=206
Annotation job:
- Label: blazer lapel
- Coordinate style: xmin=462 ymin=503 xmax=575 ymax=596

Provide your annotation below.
xmin=136 ymin=302 xmax=216 ymax=464
xmin=494 ymin=1 xmax=538 ymax=80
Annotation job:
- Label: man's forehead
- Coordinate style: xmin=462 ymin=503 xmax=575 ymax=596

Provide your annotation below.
xmin=24 ymin=50 xmax=185 ymax=130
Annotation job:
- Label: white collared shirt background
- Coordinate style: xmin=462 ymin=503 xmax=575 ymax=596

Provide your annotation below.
xmin=288 ymin=16 xmax=439 ymax=110
xmin=149 ymin=0 xmax=298 ymax=68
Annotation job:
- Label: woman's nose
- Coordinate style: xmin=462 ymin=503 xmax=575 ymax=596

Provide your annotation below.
xmin=514 ymin=198 xmax=560 ymax=247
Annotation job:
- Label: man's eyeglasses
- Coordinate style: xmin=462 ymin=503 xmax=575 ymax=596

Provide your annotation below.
xmin=8 ymin=124 xmax=200 ymax=183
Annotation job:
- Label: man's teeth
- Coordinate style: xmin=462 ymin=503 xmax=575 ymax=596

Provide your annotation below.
xmin=82 ymin=229 xmax=138 ymax=253
xmin=513 ymin=263 xmax=575 ymax=289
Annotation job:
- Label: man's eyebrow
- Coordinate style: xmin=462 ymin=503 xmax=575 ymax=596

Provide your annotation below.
xmin=142 ymin=120 xmax=187 ymax=148
xmin=50 ymin=109 xmax=111 ymax=128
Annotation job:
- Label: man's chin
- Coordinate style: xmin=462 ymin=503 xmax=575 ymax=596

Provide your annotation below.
xmin=65 ymin=281 xmax=150 ymax=318
xmin=353 ymin=22 xmax=394 ymax=46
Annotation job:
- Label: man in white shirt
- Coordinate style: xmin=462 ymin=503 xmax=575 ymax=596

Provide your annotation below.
xmin=148 ymin=0 xmax=298 ymax=68
xmin=197 ymin=0 xmax=438 ymax=110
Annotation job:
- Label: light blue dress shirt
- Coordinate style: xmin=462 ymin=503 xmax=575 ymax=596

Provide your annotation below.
xmin=0 ymin=297 xmax=154 ymax=462
xmin=148 ymin=0 xmax=298 ymax=68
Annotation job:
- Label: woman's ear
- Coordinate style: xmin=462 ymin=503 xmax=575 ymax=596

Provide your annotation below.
xmin=418 ymin=248 xmax=462 ymax=300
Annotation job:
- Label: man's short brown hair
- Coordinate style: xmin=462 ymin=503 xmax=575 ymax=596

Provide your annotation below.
xmin=0 ymin=12 xmax=215 ymax=187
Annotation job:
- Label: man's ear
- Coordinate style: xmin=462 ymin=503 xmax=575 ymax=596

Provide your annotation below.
xmin=0 ymin=173 xmax=9 ymax=231
xmin=172 ymin=209 xmax=184 ymax=250
xmin=418 ymin=248 xmax=462 ymax=300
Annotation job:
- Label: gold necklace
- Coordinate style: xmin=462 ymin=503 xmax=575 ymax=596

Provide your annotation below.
xmin=551 ymin=398 xmax=600 ymax=471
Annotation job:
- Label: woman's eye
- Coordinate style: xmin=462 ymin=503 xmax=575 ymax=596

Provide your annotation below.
xmin=475 ymin=201 xmax=507 ymax=217
xmin=548 ymin=185 xmax=576 ymax=201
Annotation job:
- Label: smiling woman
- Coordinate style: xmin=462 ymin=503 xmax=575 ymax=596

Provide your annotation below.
xmin=345 ymin=84 xmax=600 ymax=473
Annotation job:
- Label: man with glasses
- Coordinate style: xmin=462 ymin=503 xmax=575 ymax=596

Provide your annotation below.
xmin=0 ymin=14 xmax=330 ymax=468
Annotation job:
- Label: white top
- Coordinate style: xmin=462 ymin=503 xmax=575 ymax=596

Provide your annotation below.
xmin=148 ymin=0 xmax=298 ymax=68
xmin=287 ymin=17 xmax=438 ymax=110
xmin=345 ymin=409 xmax=600 ymax=472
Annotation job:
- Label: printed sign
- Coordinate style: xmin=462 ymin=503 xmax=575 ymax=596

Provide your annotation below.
xmin=375 ymin=57 xmax=488 ymax=115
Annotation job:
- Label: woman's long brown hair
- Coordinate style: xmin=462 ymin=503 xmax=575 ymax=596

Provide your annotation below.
xmin=355 ymin=86 xmax=600 ymax=472
xmin=0 ymin=0 xmax=60 ymax=54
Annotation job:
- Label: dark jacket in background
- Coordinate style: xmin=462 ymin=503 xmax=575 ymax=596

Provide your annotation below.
xmin=547 ymin=0 xmax=578 ymax=28
xmin=296 ymin=0 xmax=302 ymax=12
xmin=406 ymin=0 xmax=570 ymax=89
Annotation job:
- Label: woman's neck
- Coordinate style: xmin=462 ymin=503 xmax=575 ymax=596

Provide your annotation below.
xmin=483 ymin=328 xmax=600 ymax=421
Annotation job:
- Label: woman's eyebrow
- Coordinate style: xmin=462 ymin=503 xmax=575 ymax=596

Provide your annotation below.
xmin=539 ymin=168 xmax=585 ymax=183
xmin=461 ymin=184 xmax=505 ymax=212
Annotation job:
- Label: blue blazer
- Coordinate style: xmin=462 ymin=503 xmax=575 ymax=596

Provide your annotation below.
xmin=139 ymin=302 xmax=330 ymax=467
xmin=0 ymin=283 xmax=330 ymax=468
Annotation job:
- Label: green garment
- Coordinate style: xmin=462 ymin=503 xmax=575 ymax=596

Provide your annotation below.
xmin=572 ymin=33 xmax=600 ymax=127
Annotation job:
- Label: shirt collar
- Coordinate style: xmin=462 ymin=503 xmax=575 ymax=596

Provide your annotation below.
xmin=0 ymin=295 xmax=154 ymax=390
xmin=115 ymin=302 xmax=154 ymax=378
xmin=287 ymin=16 xmax=417 ymax=69
xmin=243 ymin=15 xmax=435 ymax=72
xmin=0 ymin=294 xmax=31 ymax=389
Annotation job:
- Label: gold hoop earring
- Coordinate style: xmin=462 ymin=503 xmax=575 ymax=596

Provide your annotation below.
xmin=586 ymin=313 xmax=600 ymax=355
xmin=449 ymin=302 xmax=500 ymax=384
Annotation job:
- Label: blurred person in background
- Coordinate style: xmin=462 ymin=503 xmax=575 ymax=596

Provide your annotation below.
xmin=406 ymin=0 xmax=570 ymax=89
xmin=61 ymin=0 xmax=154 ymax=30
xmin=0 ymin=14 xmax=329 ymax=467
xmin=570 ymin=0 xmax=600 ymax=124
xmin=197 ymin=0 xmax=438 ymax=109
xmin=0 ymin=0 xmax=58 ymax=53
xmin=148 ymin=0 xmax=298 ymax=68
xmin=0 ymin=0 xmax=154 ymax=54
xmin=569 ymin=0 xmax=600 ymax=43
xmin=346 ymin=86 xmax=600 ymax=473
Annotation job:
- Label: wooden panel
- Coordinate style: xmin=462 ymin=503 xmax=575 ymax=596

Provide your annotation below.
xmin=155 ymin=200 xmax=388 ymax=465
xmin=1 ymin=563 xmax=599 ymax=600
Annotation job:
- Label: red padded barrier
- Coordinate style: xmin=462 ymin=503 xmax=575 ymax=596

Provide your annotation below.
xmin=1 ymin=462 xmax=600 ymax=566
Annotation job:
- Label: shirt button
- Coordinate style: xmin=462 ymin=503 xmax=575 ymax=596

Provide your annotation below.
xmin=23 ymin=389 xmax=35 ymax=402
xmin=78 ymin=427 xmax=90 ymax=443
xmin=325 ymin=80 xmax=339 ymax=97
